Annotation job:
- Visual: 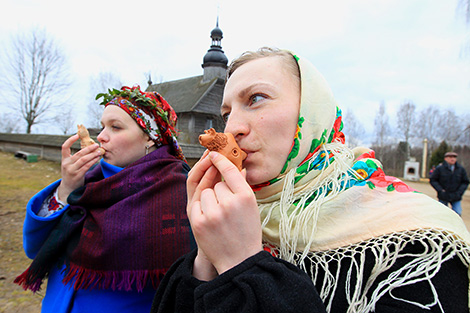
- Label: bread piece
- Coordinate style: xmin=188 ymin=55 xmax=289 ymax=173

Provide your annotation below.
xmin=77 ymin=124 xmax=105 ymax=154
xmin=199 ymin=128 xmax=247 ymax=171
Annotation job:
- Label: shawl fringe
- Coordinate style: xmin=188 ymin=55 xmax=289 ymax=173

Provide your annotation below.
xmin=265 ymin=228 xmax=470 ymax=313
xmin=260 ymin=141 xmax=356 ymax=262
xmin=14 ymin=263 xmax=167 ymax=293
xmin=61 ymin=263 xmax=167 ymax=292
xmin=14 ymin=266 xmax=45 ymax=293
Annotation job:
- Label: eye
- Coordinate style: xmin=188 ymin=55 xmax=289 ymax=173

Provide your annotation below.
xmin=222 ymin=112 xmax=230 ymax=123
xmin=249 ymin=94 xmax=265 ymax=105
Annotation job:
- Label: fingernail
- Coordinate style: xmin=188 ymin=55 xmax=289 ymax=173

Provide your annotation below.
xmin=209 ymin=151 xmax=219 ymax=159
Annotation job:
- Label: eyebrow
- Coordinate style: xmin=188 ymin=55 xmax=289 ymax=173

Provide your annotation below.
xmin=239 ymin=82 xmax=274 ymax=98
xmin=221 ymin=82 xmax=275 ymax=111
xmin=220 ymin=102 xmax=229 ymax=113
xmin=100 ymin=118 xmax=123 ymax=125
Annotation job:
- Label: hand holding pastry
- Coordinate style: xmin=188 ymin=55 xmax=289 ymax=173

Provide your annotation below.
xmin=77 ymin=124 xmax=105 ymax=154
xmin=56 ymin=126 xmax=103 ymax=203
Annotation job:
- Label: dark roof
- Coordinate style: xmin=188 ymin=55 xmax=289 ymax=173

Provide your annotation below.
xmin=211 ymin=26 xmax=223 ymax=39
xmin=146 ymin=75 xmax=222 ymax=113
xmin=203 ymin=48 xmax=228 ymax=66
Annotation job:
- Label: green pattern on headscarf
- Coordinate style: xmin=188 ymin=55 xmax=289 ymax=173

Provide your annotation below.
xmin=310 ymin=129 xmax=328 ymax=154
xmin=281 ymin=116 xmax=305 ymax=174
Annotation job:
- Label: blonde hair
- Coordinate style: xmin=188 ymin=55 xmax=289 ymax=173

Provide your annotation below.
xmin=226 ymin=47 xmax=300 ymax=85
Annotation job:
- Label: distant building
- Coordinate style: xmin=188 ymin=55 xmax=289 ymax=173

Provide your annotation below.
xmin=146 ymin=21 xmax=228 ymax=146
xmin=0 ymin=23 xmax=230 ymax=166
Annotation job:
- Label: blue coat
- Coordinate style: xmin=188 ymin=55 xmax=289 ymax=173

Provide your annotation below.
xmin=23 ymin=160 xmax=156 ymax=313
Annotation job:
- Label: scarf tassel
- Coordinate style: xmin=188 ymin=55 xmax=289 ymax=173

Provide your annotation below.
xmin=61 ymin=263 xmax=166 ymax=292
xmin=14 ymin=266 xmax=46 ymax=293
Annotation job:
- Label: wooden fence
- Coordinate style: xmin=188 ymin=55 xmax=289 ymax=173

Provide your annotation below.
xmin=0 ymin=133 xmax=204 ymax=166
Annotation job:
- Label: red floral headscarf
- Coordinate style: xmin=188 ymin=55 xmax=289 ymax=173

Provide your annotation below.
xmin=97 ymin=86 xmax=185 ymax=161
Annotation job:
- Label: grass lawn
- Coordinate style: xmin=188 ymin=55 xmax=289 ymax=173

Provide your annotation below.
xmin=1 ymin=150 xmax=468 ymax=312
xmin=0 ymin=151 xmax=61 ymax=313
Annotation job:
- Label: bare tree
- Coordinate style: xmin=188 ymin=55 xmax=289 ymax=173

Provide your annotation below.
xmin=459 ymin=114 xmax=470 ymax=146
xmin=373 ymin=101 xmax=392 ymax=163
xmin=416 ymin=105 xmax=442 ymax=151
xmin=87 ymin=72 xmax=123 ymax=128
xmin=373 ymin=101 xmax=391 ymax=148
xmin=343 ymin=109 xmax=365 ymax=148
xmin=396 ymin=100 xmax=416 ymax=159
xmin=0 ymin=113 xmax=21 ymax=133
xmin=438 ymin=108 xmax=464 ymax=145
xmin=458 ymin=0 xmax=470 ymax=23
xmin=457 ymin=0 xmax=470 ymax=61
xmin=1 ymin=28 xmax=71 ymax=133
xmin=145 ymin=71 xmax=164 ymax=87
xmin=54 ymin=104 xmax=77 ymax=135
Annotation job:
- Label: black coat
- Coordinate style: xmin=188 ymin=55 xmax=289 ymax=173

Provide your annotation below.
xmin=430 ymin=161 xmax=469 ymax=202
xmin=151 ymin=243 xmax=469 ymax=313
xmin=151 ymin=249 xmax=326 ymax=313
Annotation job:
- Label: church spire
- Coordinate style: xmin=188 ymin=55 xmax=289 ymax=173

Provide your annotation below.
xmin=202 ymin=17 xmax=228 ymax=82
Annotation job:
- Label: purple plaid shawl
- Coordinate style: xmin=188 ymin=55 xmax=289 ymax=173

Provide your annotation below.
xmin=15 ymin=145 xmax=192 ymax=292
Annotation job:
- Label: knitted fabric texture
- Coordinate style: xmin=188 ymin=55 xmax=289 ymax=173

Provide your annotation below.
xmin=15 ymin=146 xmax=191 ymax=292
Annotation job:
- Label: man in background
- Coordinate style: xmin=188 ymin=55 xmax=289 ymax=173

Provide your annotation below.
xmin=430 ymin=152 xmax=469 ymax=216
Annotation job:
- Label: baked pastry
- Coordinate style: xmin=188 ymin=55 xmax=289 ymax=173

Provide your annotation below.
xmin=199 ymin=128 xmax=247 ymax=171
xmin=77 ymin=124 xmax=105 ymax=154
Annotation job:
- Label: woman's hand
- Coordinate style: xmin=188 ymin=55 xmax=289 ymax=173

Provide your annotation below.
xmin=193 ymin=249 xmax=218 ymax=281
xmin=187 ymin=151 xmax=262 ymax=276
xmin=57 ymin=134 xmax=103 ymax=203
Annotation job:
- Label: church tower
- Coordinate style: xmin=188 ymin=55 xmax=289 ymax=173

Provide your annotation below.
xmin=202 ymin=18 xmax=228 ymax=82
xmin=146 ymin=19 xmax=228 ymax=163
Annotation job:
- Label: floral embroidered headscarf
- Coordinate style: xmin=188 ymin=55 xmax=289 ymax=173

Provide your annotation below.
xmin=251 ymin=51 xmax=349 ymax=198
xmin=228 ymin=48 xmax=470 ymax=311
xmin=243 ymin=50 xmax=470 ymax=258
xmin=97 ymin=86 xmax=185 ymax=161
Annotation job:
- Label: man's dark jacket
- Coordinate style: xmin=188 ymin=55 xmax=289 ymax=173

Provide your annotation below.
xmin=430 ymin=161 xmax=469 ymax=202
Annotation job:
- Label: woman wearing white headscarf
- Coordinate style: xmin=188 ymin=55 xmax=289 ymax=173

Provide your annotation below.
xmin=151 ymin=48 xmax=470 ymax=313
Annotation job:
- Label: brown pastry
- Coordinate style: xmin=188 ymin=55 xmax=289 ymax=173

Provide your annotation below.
xmin=199 ymin=128 xmax=247 ymax=171
xmin=77 ymin=124 xmax=105 ymax=154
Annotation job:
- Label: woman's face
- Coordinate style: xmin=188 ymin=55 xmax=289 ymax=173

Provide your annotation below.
xmin=97 ymin=105 xmax=153 ymax=167
xmin=221 ymin=56 xmax=300 ymax=185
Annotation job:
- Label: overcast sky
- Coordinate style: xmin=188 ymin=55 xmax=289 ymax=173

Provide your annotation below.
xmin=1 ymin=0 xmax=469 ymax=139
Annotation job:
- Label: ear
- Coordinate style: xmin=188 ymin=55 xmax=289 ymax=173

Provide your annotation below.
xmin=146 ymin=137 xmax=155 ymax=148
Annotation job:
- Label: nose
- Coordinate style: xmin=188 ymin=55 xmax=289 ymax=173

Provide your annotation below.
xmin=223 ymin=107 xmax=249 ymax=140
xmin=97 ymin=128 xmax=108 ymax=143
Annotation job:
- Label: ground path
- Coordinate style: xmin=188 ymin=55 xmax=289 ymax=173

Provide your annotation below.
xmin=406 ymin=179 xmax=470 ymax=229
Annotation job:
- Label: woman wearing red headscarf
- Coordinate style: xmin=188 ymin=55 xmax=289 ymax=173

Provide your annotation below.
xmin=15 ymin=86 xmax=194 ymax=313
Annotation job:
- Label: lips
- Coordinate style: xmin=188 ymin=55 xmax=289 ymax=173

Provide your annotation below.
xmin=240 ymin=148 xmax=253 ymax=162
xmin=100 ymin=147 xmax=108 ymax=156
xmin=238 ymin=142 xmax=257 ymax=162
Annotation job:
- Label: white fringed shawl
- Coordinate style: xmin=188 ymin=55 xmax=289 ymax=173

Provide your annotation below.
xmin=253 ymin=52 xmax=470 ymax=312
